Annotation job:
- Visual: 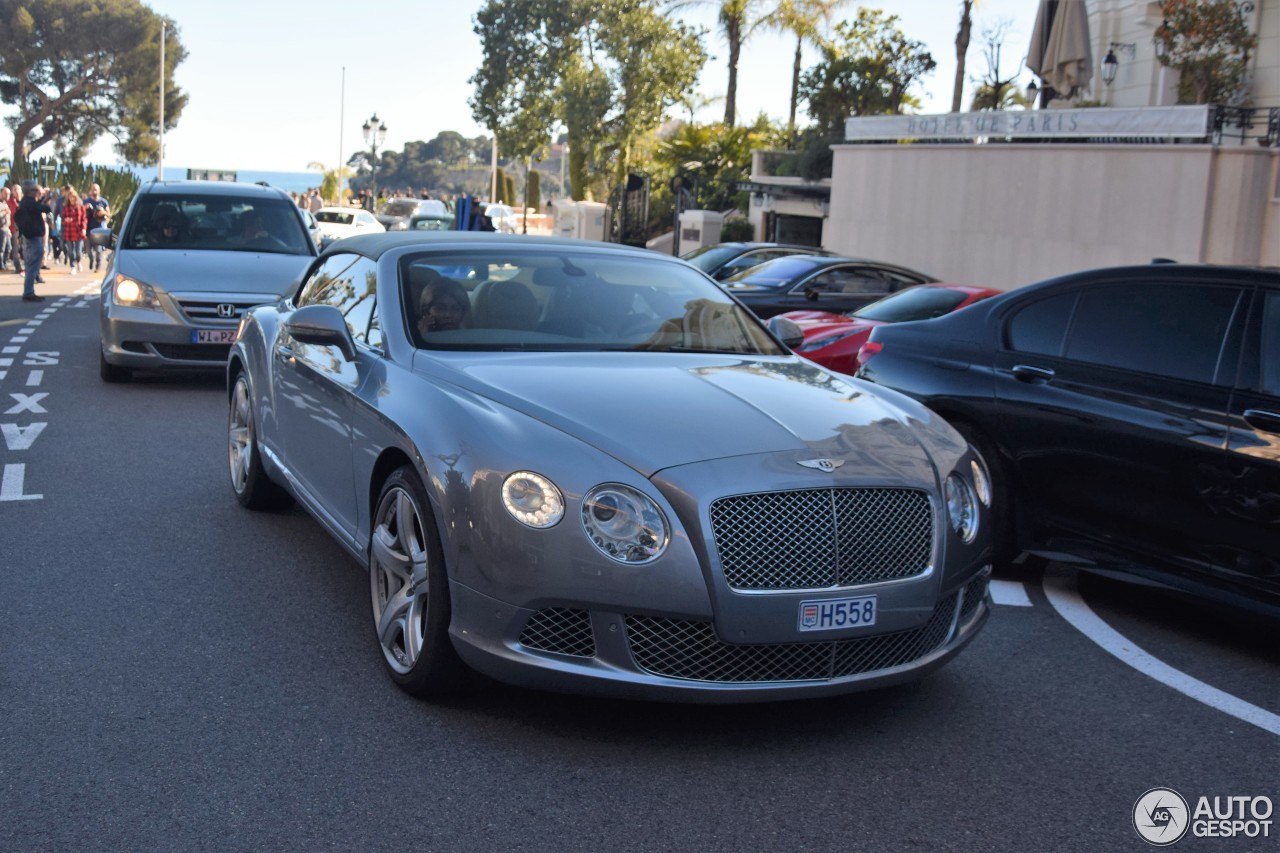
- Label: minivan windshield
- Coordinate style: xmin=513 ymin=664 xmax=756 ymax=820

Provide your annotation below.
xmin=122 ymin=195 xmax=313 ymax=255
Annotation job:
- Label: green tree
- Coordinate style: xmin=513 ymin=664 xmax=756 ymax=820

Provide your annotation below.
xmin=494 ymin=165 xmax=508 ymax=202
xmin=0 ymin=0 xmax=187 ymax=165
xmin=653 ymin=115 xmax=783 ymax=213
xmin=799 ymin=9 xmax=936 ymax=135
xmin=527 ymin=168 xmax=541 ymax=212
xmin=1155 ymin=0 xmax=1257 ymax=105
xmin=762 ymin=0 xmax=849 ymax=144
xmin=668 ymin=0 xmax=767 ymax=127
xmin=306 ymin=161 xmax=354 ymax=204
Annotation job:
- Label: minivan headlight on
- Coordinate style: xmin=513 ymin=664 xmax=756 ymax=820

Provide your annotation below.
xmin=113 ymin=275 xmax=162 ymax=310
xmin=581 ymin=484 xmax=669 ymax=564
xmin=944 ymin=473 xmax=979 ymax=544
xmin=501 ymin=471 xmax=564 ymax=528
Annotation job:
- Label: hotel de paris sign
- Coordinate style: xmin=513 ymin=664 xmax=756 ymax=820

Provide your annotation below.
xmin=845 ymin=105 xmax=1214 ymax=141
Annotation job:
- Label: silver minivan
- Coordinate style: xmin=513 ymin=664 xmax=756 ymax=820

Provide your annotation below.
xmin=95 ymin=180 xmax=317 ymax=382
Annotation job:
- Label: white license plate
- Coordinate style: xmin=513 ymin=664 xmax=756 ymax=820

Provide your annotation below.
xmin=192 ymin=329 xmax=238 ymax=344
xmin=798 ymin=595 xmax=877 ymax=632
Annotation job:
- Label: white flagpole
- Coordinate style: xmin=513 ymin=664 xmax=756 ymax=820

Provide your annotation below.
xmin=158 ymin=21 xmax=165 ymax=180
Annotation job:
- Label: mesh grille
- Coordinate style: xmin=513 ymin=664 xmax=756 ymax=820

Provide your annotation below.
xmin=710 ymin=488 xmax=933 ymax=590
xmin=958 ymin=574 xmax=989 ymax=625
xmin=518 ymin=607 xmax=596 ymax=658
xmin=625 ymin=592 xmax=958 ymax=683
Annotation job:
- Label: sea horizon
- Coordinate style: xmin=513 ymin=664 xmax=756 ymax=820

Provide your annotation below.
xmin=124 ymin=165 xmax=321 ymax=196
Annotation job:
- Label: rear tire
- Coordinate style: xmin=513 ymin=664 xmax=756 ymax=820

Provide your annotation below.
xmin=99 ymin=349 xmax=132 ymax=383
xmin=951 ymin=420 xmax=1019 ymax=570
xmin=369 ymin=466 xmax=467 ymax=698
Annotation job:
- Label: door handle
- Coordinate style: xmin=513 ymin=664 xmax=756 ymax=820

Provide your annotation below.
xmin=1011 ymin=364 xmax=1055 ymax=383
xmin=1243 ymin=409 xmax=1280 ymax=434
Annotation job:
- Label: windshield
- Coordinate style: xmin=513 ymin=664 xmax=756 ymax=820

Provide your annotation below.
xmin=122 ymin=195 xmax=313 ymax=255
xmin=724 ymin=255 xmax=823 ymax=287
xmin=403 ymin=249 xmax=786 ymax=356
xmin=681 ymin=244 xmax=743 ymax=273
xmin=852 ymin=286 xmax=969 ymax=322
xmin=315 ymin=210 xmax=354 ymax=225
xmin=411 ymin=216 xmax=454 ymax=231
xmin=379 ymin=200 xmax=419 ymax=217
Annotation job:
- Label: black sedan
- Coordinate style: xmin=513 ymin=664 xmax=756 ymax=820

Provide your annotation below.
xmin=682 ymin=242 xmax=833 ymax=281
xmin=856 ymin=262 xmax=1280 ymax=617
xmin=721 ymin=255 xmax=938 ymax=319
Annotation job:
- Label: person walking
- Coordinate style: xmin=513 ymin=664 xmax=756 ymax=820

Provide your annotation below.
xmin=83 ymin=183 xmax=110 ymax=272
xmin=6 ymin=183 xmax=22 ymax=273
xmin=61 ymin=188 xmax=87 ymax=274
xmin=15 ymin=180 xmax=52 ymax=301
xmin=0 ymin=187 xmax=12 ymax=274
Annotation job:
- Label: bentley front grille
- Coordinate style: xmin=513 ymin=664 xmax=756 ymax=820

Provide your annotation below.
xmin=710 ymin=488 xmax=933 ymax=590
xmin=518 ymin=607 xmax=596 ymax=658
xmin=625 ymin=591 xmax=958 ymax=683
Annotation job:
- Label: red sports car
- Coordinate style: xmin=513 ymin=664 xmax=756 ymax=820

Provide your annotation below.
xmin=783 ymin=284 xmax=1003 ymax=375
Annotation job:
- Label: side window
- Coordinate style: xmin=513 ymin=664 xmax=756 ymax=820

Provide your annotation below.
xmin=1261 ymin=290 xmax=1278 ymax=395
xmin=1065 ymin=283 xmax=1243 ymax=384
xmin=295 ymin=253 xmax=379 ymax=345
xmin=1007 ymin=292 xmax=1076 ymax=356
xmin=804 ymin=268 xmax=891 ymax=295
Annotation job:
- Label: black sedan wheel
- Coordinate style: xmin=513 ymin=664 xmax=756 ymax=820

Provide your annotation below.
xmin=369 ymin=467 xmax=466 ymax=697
xmin=227 ymin=373 xmax=292 ymax=510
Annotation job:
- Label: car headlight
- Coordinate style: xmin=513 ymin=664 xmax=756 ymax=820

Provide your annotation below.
xmin=501 ymin=471 xmax=564 ymax=528
xmin=113 ymin=274 xmax=162 ymax=310
xmin=970 ymin=457 xmax=992 ymax=508
xmin=581 ymin=484 xmax=669 ymax=564
xmin=944 ymin=473 xmax=979 ymax=544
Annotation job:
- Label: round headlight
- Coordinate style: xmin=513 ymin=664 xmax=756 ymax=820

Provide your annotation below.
xmin=501 ymin=471 xmax=564 ymax=528
xmin=116 ymin=279 xmax=142 ymax=303
xmin=581 ymin=484 xmax=669 ymax=564
xmin=944 ymin=473 xmax=979 ymax=544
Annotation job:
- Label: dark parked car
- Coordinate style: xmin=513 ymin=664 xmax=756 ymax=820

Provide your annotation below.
xmin=721 ymin=255 xmax=938 ymax=319
xmin=226 ymin=232 xmax=993 ymax=701
xmin=783 ymin=284 xmax=1002 ymax=375
xmin=682 ymin=242 xmax=833 ymax=281
xmin=856 ymin=263 xmax=1280 ymax=616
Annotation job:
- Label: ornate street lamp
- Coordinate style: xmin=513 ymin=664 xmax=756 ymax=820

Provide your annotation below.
xmin=362 ymin=113 xmax=388 ymax=202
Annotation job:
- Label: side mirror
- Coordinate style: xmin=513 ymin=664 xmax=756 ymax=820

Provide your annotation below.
xmin=284 ymin=304 xmax=357 ymax=361
xmin=88 ymin=227 xmax=115 ymax=249
xmin=767 ymin=316 xmax=805 ymax=349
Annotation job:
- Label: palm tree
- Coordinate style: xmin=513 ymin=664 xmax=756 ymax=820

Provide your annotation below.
xmin=764 ymin=0 xmax=849 ymax=146
xmin=670 ymin=0 xmax=766 ymax=127
xmin=951 ymin=0 xmax=977 ymax=112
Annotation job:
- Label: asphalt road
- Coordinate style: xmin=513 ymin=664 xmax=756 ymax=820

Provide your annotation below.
xmin=1 ymin=272 xmax=1276 ymax=852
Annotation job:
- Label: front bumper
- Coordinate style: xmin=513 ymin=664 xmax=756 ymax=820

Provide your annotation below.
xmin=448 ymin=566 xmax=991 ymax=703
xmin=100 ymin=290 xmax=273 ymax=371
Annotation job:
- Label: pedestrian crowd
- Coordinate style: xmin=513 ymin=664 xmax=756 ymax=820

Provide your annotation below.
xmin=3 ymin=178 xmax=111 ymax=302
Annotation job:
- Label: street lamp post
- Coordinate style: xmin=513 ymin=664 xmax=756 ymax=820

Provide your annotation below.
xmin=362 ymin=113 xmax=387 ymax=203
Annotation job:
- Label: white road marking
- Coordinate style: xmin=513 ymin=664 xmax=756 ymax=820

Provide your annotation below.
xmin=26 ymin=370 xmax=42 ymax=386
xmin=10 ymin=336 xmax=28 ymax=343
xmin=5 ymin=393 xmax=47 ymax=415
xmin=1 ymin=422 xmax=46 ymax=450
xmin=0 ymin=464 xmax=42 ymax=501
xmin=1043 ymin=564 xmax=1280 ymax=737
xmin=1 ymin=347 xmax=17 ymax=354
xmin=990 ymin=579 xmax=1034 ymax=606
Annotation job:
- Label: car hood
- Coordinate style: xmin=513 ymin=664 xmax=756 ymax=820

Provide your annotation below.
xmin=423 ymin=353 xmax=939 ymax=478
xmin=117 ymin=249 xmax=313 ymax=297
xmin=802 ymin=318 xmax=881 ymax=341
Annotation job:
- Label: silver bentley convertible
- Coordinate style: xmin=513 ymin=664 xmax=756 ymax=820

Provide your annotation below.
xmin=226 ymin=233 xmax=993 ymax=702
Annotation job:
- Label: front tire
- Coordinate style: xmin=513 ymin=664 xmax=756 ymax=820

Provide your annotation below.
xmin=369 ymin=466 xmax=467 ymax=697
xmin=99 ymin=349 xmax=132 ymax=383
xmin=228 ymin=372 xmax=293 ymax=510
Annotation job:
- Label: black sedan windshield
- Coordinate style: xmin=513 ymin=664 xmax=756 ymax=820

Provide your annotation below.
xmin=402 ymin=249 xmax=785 ymax=356
xmin=724 ymin=256 xmax=823 ymax=288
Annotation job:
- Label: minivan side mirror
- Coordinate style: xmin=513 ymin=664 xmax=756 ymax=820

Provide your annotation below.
xmin=88 ymin=227 xmax=115 ymax=250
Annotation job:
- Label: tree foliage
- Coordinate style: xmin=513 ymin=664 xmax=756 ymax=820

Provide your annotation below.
xmin=1155 ymin=0 xmax=1257 ymax=105
xmin=761 ymin=0 xmax=849 ymax=143
xmin=0 ymin=0 xmax=187 ymax=166
xmin=652 ymin=114 xmax=783 ymax=213
xmin=470 ymin=0 xmax=705 ymax=201
xmin=799 ymin=8 xmax=936 ymax=135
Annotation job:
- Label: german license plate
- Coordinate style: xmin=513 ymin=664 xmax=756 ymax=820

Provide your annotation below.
xmin=798 ymin=595 xmax=877 ymax=632
xmin=192 ymin=329 xmax=238 ymax=344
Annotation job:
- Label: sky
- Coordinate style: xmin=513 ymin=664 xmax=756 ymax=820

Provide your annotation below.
xmin=25 ymin=0 xmax=1044 ymax=174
